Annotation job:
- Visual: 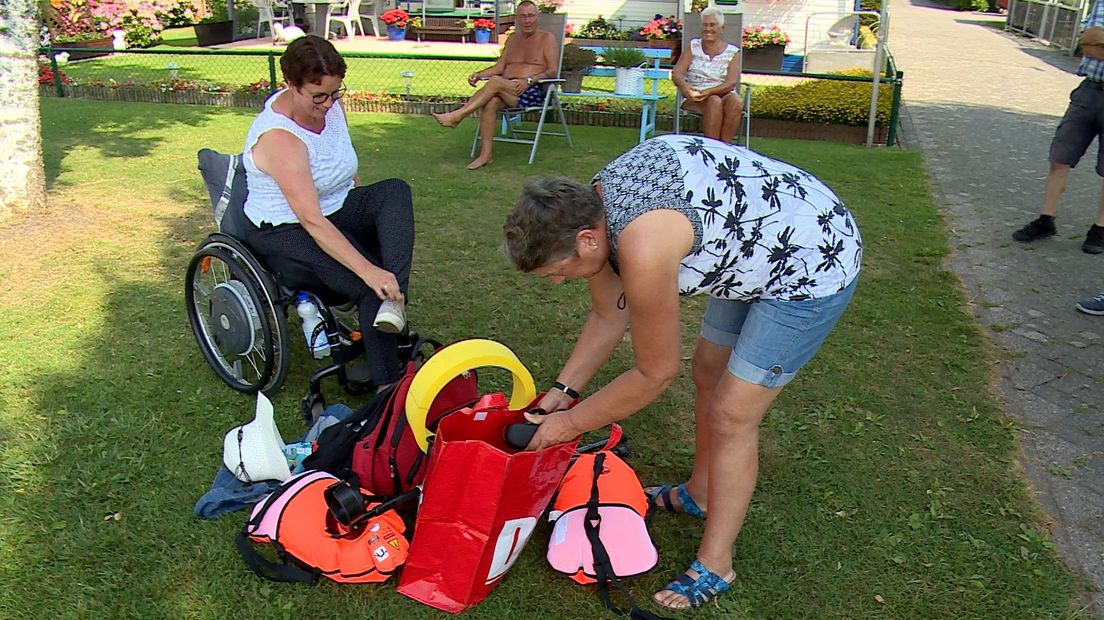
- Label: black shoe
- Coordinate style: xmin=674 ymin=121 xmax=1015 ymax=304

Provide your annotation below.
xmin=1082 ymin=224 xmax=1104 ymax=254
xmin=1012 ymin=216 xmax=1056 ymax=242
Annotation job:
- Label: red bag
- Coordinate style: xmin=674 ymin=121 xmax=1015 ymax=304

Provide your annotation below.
xmin=349 ymin=347 xmax=479 ymax=497
xmin=397 ymin=393 xmax=578 ymax=613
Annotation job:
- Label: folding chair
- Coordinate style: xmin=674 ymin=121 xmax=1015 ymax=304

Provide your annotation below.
xmin=673 ymin=11 xmax=752 ymax=146
xmin=325 ymin=0 xmax=364 ymax=38
xmin=470 ymin=12 xmax=572 ymax=165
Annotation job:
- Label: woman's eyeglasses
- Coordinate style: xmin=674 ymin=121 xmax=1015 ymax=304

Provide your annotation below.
xmin=306 ymin=82 xmax=347 ymax=104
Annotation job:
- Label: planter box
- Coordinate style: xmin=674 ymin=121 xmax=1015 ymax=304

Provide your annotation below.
xmin=54 ymin=36 xmax=114 ymax=61
xmin=743 ymin=44 xmax=785 ymax=71
xmin=193 ymin=21 xmax=234 ymax=47
xmin=569 ymin=37 xmax=680 ymax=66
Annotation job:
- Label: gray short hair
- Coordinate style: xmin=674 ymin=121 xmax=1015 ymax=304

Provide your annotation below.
xmin=503 ymin=177 xmax=604 ymax=272
xmin=701 ymin=6 xmax=725 ymax=27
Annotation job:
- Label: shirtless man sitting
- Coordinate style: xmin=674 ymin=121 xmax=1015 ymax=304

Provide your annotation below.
xmin=432 ymin=0 xmax=557 ymax=170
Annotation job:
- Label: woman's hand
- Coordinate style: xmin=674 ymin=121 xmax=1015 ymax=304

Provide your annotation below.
xmin=535 ymin=389 xmax=574 ymax=414
xmin=523 ymin=410 xmax=582 ymax=450
xmin=468 ymin=72 xmax=482 ymax=87
xmin=689 ymin=88 xmax=705 ymax=102
xmin=363 ymin=267 xmax=403 ymax=302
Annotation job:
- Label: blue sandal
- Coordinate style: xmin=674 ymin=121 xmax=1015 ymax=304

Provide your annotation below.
xmin=645 ymin=483 xmax=707 ymax=519
xmin=656 ymin=560 xmax=734 ymax=609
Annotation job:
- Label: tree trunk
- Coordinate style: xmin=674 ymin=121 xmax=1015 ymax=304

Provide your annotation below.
xmin=0 ymin=0 xmax=48 ymax=220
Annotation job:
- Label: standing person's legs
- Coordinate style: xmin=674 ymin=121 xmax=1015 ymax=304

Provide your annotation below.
xmin=1015 ymin=81 xmax=1100 ymax=242
xmin=654 ymin=280 xmax=857 ymax=610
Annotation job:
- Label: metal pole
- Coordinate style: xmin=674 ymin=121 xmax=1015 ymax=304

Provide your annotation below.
xmin=887 ymin=69 xmax=903 ymax=147
xmin=268 ymin=53 xmax=278 ymax=95
xmin=49 ymin=47 xmax=65 ymax=97
xmin=866 ymin=0 xmax=889 ymax=147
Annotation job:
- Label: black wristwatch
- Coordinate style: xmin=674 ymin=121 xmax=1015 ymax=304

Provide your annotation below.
xmin=552 ymin=381 xmax=579 ymax=400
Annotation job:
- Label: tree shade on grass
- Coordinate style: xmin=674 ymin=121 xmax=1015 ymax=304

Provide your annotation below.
xmin=0 ymin=98 xmax=1082 ymax=619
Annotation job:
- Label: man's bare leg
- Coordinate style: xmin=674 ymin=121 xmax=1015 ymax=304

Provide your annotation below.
xmin=469 ymin=96 xmax=504 ymax=170
xmin=434 ymin=77 xmax=519 ymax=129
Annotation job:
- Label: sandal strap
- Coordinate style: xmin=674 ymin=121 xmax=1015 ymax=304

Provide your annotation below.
xmin=676 ymin=484 xmax=707 ymax=520
xmin=659 ymin=561 xmax=733 ymax=610
xmin=646 ymin=484 xmax=677 ymax=514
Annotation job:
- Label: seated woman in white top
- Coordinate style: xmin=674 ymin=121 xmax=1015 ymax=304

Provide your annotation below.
xmin=670 ymin=7 xmax=744 ymax=144
xmin=241 ymin=35 xmax=414 ymax=388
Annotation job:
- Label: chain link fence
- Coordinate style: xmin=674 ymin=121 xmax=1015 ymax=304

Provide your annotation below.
xmin=39 ymin=46 xmax=902 ymax=145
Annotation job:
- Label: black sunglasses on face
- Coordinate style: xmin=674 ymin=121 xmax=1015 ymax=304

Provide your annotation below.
xmin=305 ymin=82 xmax=347 ymax=104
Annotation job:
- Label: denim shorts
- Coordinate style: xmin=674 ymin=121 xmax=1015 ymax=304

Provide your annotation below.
xmin=700 ymin=277 xmax=858 ymax=389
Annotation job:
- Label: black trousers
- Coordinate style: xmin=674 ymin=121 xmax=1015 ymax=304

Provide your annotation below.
xmin=244 ymin=178 xmax=415 ymax=385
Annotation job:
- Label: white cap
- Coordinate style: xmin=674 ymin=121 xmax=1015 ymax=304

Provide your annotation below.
xmin=222 ymin=392 xmax=291 ymax=483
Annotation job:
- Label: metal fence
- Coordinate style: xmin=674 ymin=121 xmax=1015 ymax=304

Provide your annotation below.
xmin=1006 ymin=0 xmax=1087 ymax=54
xmin=39 ymin=45 xmax=903 ymax=146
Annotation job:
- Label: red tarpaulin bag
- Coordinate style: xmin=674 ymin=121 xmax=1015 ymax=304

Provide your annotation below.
xmin=397 ymin=393 xmax=578 ymax=613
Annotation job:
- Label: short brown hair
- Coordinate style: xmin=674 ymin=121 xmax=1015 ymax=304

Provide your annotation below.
xmin=503 ymin=177 xmax=604 ymax=272
xmin=280 ymin=35 xmax=346 ymax=86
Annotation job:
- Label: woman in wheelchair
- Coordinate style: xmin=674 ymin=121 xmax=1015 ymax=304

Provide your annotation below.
xmin=670 ymin=7 xmax=744 ymax=145
xmin=241 ymin=35 xmax=413 ymax=389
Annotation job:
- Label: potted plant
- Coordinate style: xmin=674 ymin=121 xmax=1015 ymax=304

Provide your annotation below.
xmin=559 ymin=43 xmax=596 ymax=93
xmin=194 ymin=0 xmax=233 ymax=47
xmin=471 ymin=17 xmax=495 ymax=44
xmin=601 ymin=45 xmax=646 ymax=96
xmin=536 ymin=0 xmax=562 ymax=13
xmin=742 ymin=25 xmax=790 ymax=71
xmin=381 ymin=9 xmax=414 ymax=41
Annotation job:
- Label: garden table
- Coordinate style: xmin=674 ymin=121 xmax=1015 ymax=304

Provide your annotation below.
xmin=290 ymin=0 xmax=331 ymax=36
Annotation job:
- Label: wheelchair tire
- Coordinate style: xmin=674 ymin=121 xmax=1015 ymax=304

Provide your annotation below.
xmin=186 ymin=239 xmax=290 ymax=394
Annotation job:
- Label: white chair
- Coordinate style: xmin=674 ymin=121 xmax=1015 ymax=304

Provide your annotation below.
xmin=358 ymin=0 xmax=382 ymax=37
xmin=326 ymin=0 xmax=364 ymax=39
xmin=673 ymin=11 xmax=752 ymax=146
xmin=470 ymin=12 xmax=572 ymax=165
xmin=254 ymin=0 xmax=291 ymax=38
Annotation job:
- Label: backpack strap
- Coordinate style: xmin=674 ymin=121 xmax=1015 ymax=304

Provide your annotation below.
xmin=235 ymin=532 xmax=318 ymax=583
xmin=584 ymin=452 xmax=670 ymax=620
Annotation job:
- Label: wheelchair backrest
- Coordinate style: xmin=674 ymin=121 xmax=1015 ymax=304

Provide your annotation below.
xmin=197 ymin=148 xmax=250 ymax=239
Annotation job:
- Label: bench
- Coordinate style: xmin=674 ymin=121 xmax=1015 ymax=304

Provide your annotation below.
xmin=410 ymin=17 xmax=472 ymax=42
xmin=560 ymin=47 xmax=671 ymax=144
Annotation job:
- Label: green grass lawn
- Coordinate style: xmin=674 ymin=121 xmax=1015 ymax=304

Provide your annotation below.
xmin=0 ymin=98 xmax=1084 ymax=619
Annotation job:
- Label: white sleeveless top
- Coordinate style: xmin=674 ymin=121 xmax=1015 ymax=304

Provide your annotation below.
xmin=685 ymin=38 xmax=739 ymax=90
xmin=243 ymin=90 xmax=358 ymax=226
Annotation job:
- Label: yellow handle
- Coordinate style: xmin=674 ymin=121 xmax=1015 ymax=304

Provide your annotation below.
xmin=405 ymin=339 xmax=536 ymax=452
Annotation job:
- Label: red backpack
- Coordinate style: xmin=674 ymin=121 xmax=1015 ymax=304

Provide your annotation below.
xmin=349 ymin=341 xmax=479 ymax=496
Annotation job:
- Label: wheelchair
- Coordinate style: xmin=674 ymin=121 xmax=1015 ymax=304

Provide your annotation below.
xmin=185 ymin=149 xmax=415 ymax=422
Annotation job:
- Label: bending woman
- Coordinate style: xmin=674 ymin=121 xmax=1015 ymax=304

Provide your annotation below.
xmin=503 ymin=135 xmax=861 ymax=610
xmin=241 ymin=35 xmax=413 ymax=387
xmin=671 ymin=6 xmax=744 ymax=144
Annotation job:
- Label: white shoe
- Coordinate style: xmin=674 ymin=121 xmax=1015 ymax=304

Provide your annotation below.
xmin=373 ymin=299 xmax=405 ymax=334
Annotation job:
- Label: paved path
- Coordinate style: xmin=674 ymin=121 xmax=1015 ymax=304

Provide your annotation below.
xmin=890 ymin=1 xmax=1104 ymax=615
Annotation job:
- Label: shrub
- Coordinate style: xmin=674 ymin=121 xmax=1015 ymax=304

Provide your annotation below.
xmin=578 ymin=15 xmax=625 ymax=40
xmin=751 ymin=71 xmax=893 ymax=127
xmin=162 ymin=0 xmax=197 ymax=27
xmin=952 ymin=0 xmax=988 ymax=10
xmin=38 ymin=63 xmax=74 ymax=85
xmin=560 ymin=42 xmax=597 ymax=71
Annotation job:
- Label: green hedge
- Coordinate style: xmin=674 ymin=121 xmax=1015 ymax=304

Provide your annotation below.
xmin=752 ymin=74 xmax=892 ymax=127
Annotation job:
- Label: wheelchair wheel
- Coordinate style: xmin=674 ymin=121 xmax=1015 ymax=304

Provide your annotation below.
xmin=186 ymin=238 xmax=290 ymax=393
